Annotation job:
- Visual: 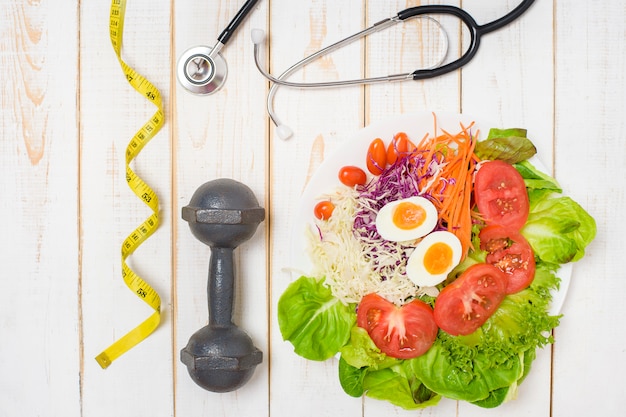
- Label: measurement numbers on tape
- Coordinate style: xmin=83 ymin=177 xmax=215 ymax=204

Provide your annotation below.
xmin=95 ymin=0 xmax=164 ymax=369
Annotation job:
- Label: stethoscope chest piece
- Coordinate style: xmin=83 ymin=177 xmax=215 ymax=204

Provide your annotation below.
xmin=177 ymin=45 xmax=227 ymax=95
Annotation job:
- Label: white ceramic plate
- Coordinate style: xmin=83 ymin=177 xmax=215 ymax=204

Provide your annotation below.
xmin=289 ymin=112 xmax=571 ymax=315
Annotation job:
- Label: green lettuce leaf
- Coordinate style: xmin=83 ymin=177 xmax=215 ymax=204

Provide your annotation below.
xmin=471 ymin=348 xmax=536 ymax=408
xmin=513 ymin=159 xmax=596 ymax=264
xmin=522 ymin=196 xmax=597 ymax=264
xmin=475 ymin=128 xmax=537 ymax=164
xmin=514 ymin=160 xmax=562 ymax=203
xmin=338 ymin=327 xmax=440 ymax=409
xmin=518 ymin=347 xmax=537 ymax=386
xmin=339 ymin=326 xmax=398 ymax=370
xmin=338 ymin=356 xmax=366 ymax=397
xmin=277 ymin=276 xmax=355 ymax=361
xmin=472 ymin=385 xmax=512 ymax=408
xmin=362 ymin=363 xmax=441 ymax=409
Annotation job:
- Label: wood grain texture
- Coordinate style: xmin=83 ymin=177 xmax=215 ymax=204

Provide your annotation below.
xmin=552 ymin=2 xmax=626 ymax=416
xmin=0 ymin=1 xmax=81 ymax=416
xmin=79 ymin=1 xmax=174 ymax=416
xmin=267 ymin=1 xmax=366 ymax=415
xmin=0 ymin=0 xmax=624 ymax=416
xmin=172 ymin=0 xmax=269 ymax=416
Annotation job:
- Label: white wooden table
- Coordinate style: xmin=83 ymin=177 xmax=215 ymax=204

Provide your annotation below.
xmin=1 ymin=1 xmax=623 ymax=416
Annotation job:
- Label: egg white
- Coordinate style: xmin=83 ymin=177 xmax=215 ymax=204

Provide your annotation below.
xmin=375 ymin=196 xmax=438 ymax=242
xmin=406 ymin=231 xmax=462 ymax=287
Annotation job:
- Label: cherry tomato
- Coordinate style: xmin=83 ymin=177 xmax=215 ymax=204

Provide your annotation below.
xmin=474 ymin=160 xmax=530 ymax=231
xmin=357 ymin=293 xmax=438 ymax=359
xmin=479 ymin=225 xmax=536 ymax=294
xmin=313 ymin=200 xmax=335 ymax=220
xmin=366 ymin=138 xmax=387 ymax=175
xmin=387 ymin=132 xmax=417 ymax=165
xmin=338 ymin=166 xmax=367 ymax=187
xmin=433 ymin=263 xmax=507 ymax=336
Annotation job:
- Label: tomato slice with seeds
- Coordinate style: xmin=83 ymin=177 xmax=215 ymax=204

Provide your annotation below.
xmin=479 ymin=225 xmax=536 ymax=294
xmin=357 ymin=293 xmax=438 ymax=359
xmin=474 ymin=160 xmax=529 ymax=231
xmin=433 ymin=264 xmax=507 ymax=336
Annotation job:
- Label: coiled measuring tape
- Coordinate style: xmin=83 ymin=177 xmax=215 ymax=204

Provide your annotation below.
xmin=95 ymin=0 xmax=164 ymax=369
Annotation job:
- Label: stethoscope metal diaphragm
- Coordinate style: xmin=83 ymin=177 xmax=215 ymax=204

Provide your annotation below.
xmin=177 ymin=45 xmax=227 ymax=95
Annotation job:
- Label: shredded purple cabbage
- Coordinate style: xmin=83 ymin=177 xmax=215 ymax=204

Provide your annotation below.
xmin=352 ymin=152 xmax=446 ymax=281
xmin=353 ymin=153 xmax=443 ymax=235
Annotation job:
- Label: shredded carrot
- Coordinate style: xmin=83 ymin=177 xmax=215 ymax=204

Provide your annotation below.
xmin=408 ymin=121 xmax=482 ymax=257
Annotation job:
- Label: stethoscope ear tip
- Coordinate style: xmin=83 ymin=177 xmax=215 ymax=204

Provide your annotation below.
xmin=251 ymin=28 xmax=266 ymax=45
xmin=275 ymin=124 xmax=293 ymax=140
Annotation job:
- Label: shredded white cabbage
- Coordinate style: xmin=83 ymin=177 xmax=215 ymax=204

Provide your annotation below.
xmin=307 ymin=187 xmax=437 ymax=306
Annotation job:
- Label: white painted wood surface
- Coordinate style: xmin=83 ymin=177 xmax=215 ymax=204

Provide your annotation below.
xmin=0 ymin=0 xmax=623 ymax=416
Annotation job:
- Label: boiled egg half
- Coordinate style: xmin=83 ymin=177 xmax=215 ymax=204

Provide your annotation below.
xmin=406 ymin=231 xmax=462 ymax=287
xmin=375 ymin=196 xmax=438 ymax=242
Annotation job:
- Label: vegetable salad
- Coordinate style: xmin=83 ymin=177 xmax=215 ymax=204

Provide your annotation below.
xmin=278 ymin=118 xmax=596 ymax=409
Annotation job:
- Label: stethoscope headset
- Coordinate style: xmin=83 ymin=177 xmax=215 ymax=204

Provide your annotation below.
xmin=177 ymin=0 xmax=536 ymax=139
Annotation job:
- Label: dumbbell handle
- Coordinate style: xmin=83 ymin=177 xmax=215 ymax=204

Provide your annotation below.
xmin=208 ymin=247 xmax=235 ymax=328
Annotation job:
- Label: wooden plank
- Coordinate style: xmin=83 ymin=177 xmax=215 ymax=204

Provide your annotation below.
xmin=364 ymin=0 xmax=463 ymax=121
xmin=552 ymin=2 xmax=626 ymax=416
xmin=363 ymin=1 xmax=461 ymax=415
xmin=172 ymin=0 xmax=270 ymax=415
xmin=79 ymin=1 xmax=174 ymax=416
xmin=267 ymin=0 xmax=367 ymax=415
xmin=0 ymin=1 xmax=81 ymax=416
xmin=461 ymin=0 xmax=556 ymax=157
xmin=458 ymin=1 xmax=555 ymax=416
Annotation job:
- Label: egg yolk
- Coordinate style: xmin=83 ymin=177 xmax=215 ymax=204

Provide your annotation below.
xmin=392 ymin=202 xmax=427 ymax=230
xmin=423 ymin=242 xmax=453 ymax=274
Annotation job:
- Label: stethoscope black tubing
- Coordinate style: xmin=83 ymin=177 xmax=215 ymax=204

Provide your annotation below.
xmin=217 ymin=0 xmax=260 ymax=45
xmin=397 ymin=0 xmax=536 ymax=80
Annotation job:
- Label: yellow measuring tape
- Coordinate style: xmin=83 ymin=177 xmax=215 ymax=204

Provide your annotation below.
xmin=95 ymin=0 xmax=164 ymax=369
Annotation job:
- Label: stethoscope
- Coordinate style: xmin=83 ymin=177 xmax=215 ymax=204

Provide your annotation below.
xmin=177 ymin=0 xmax=536 ymax=139
xmin=177 ymin=0 xmax=259 ymax=95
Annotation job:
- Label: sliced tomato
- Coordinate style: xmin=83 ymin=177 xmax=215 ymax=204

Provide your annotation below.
xmin=474 ymin=160 xmax=529 ymax=231
xmin=433 ymin=264 xmax=507 ymax=336
xmin=357 ymin=293 xmax=438 ymax=359
xmin=479 ymin=225 xmax=536 ymax=294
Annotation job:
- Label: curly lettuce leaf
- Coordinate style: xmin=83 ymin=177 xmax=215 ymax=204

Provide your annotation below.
xmin=278 ymin=276 xmax=355 ymax=361
xmin=408 ymin=336 xmax=524 ymax=402
xmin=464 ymin=265 xmax=560 ymax=355
xmin=409 ymin=265 xmax=560 ymax=404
